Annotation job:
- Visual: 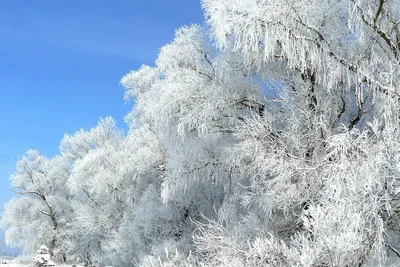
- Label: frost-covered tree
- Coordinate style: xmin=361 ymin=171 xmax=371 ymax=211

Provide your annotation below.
xmin=1 ymin=150 xmax=72 ymax=261
xmin=3 ymin=1 xmax=400 ymax=266
xmin=192 ymin=0 xmax=400 ymax=266
xmin=59 ymin=117 xmax=127 ymax=265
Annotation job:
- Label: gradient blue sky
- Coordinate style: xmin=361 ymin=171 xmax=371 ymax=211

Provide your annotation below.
xmin=0 ymin=0 xmax=204 ymax=254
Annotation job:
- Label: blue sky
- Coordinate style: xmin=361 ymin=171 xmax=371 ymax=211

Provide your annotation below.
xmin=0 ymin=0 xmax=204 ymax=254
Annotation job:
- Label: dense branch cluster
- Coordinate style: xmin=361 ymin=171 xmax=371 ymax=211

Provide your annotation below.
xmin=2 ymin=1 xmax=400 ymax=266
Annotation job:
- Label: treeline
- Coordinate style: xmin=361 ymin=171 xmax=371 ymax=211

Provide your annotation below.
xmin=3 ymin=0 xmax=400 ymax=266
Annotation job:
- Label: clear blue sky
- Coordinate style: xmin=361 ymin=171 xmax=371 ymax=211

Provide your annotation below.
xmin=0 ymin=0 xmax=204 ymax=254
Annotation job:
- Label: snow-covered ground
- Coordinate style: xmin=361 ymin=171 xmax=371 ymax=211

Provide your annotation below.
xmin=0 ymin=259 xmax=86 ymax=267
xmin=0 ymin=264 xmax=86 ymax=267
xmin=1 ymin=266 xmax=83 ymax=267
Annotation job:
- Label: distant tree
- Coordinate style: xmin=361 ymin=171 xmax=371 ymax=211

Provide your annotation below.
xmin=0 ymin=150 xmax=72 ymax=261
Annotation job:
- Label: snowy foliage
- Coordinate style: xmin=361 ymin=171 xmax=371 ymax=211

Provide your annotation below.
xmin=33 ymin=245 xmax=55 ymax=267
xmin=3 ymin=0 xmax=400 ymax=266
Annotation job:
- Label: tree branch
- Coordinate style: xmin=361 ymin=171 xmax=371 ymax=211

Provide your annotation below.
xmin=351 ymin=0 xmax=398 ymax=59
xmin=373 ymin=0 xmax=385 ymax=26
xmin=82 ymin=189 xmax=101 ymax=207
xmin=387 ymin=244 xmax=400 ymax=258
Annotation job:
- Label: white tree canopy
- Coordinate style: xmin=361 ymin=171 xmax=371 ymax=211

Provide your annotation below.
xmin=3 ymin=1 xmax=400 ymax=266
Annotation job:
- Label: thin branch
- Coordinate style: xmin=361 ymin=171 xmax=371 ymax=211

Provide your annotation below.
xmin=373 ymin=0 xmax=385 ymax=26
xmin=18 ymin=161 xmax=34 ymax=184
xmin=106 ymin=184 xmax=126 ymax=195
xmin=387 ymin=244 xmax=400 ymax=258
xmin=187 ymin=65 xmax=214 ymax=81
xmin=351 ymin=0 xmax=398 ymax=59
xmin=38 ymin=209 xmax=52 ymax=217
xmin=82 ymin=189 xmax=101 ymax=207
